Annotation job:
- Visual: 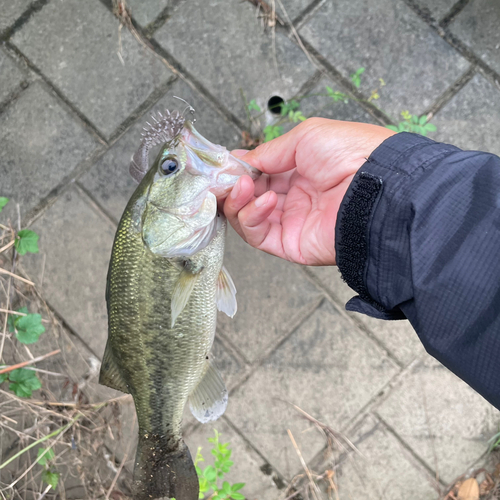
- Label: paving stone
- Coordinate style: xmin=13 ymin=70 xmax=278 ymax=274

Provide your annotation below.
xmin=0 ymin=0 xmax=31 ymax=34
xmin=413 ymin=0 xmax=458 ymax=21
xmin=334 ymin=415 xmax=439 ymax=500
xmin=212 ymin=337 xmax=245 ymax=391
xmin=0 ymin=49 xmax=28 ymax=104
xmin=126 ymin=0 xmax=170 ymax=27
xmin=376 ymin=356 xmax=500 ymax=483
xmin=309 ymin=266 xmax=426 ymax=366
xmin=11 ymin=0 xmax=174 ymax=138
xmin=79 ymin=78 xmax=241 ymax=222
xmin=226 ymin=300 xmax=399 ymax=478
xmin=432 ymin=73 xmax=500 ymax=156
xmin=299 ymin=0 xmax=469 ymax=120
xmin=154 ymin=0 xmax=315 ymax=124
xmin=0 ymin=82 xmax=97 ymax=218
xmin=22 ymin=187 xmax=115 ymax=357
xmin=218 ymin=228 xmax=322 ymax=364
xmin=450 ymin=0 xmax=500 ymax=75
xmin=186 ymin=418 xmax=283 ymax=500
xmin=297 ymin=77 xmax=376 ymax=123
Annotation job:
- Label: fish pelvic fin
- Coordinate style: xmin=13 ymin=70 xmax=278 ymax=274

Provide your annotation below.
xmin=216 ymin=265 xmax=237 ymax=318
xmin=99 ymin=343 xmax=129 ymax=394
xmin=133 ymin=433 xmax=198 ymax=500
xmin=189 ymin=359 xmax=228 ymax=423
xmin=171 ymin=268 xmax=200 ymax=327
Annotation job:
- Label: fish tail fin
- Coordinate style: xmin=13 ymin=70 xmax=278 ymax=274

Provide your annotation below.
xmin=133 ymin=432 xmax=198 ymax=500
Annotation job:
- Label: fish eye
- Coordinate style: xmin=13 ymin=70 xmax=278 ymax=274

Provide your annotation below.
xmin=160 ymin=157 xmax=179 ymax=176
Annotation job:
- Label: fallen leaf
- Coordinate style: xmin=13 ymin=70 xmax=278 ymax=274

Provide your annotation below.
xmin=457 ymin=478 xmax=479 ymax=500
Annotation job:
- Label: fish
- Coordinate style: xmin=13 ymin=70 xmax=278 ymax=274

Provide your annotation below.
xmin=98 ymin=108 xmax=260 ymax=500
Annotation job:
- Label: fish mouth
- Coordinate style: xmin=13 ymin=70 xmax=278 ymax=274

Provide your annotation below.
xmin=180 ymin=121 xmax=261 ymax=197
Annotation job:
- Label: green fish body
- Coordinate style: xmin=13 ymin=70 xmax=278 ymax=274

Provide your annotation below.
xmin=99 ymin=111 xmax=259 ymax=500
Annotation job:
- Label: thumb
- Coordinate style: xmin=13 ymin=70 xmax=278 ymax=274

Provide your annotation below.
xmin=231 ymin=123 xmax=310 ymax=174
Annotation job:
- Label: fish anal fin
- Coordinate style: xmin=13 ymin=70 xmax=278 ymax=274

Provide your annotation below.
xmin=189 ymin=360 xmax=228 ymax=423
xmin=216 ymin=265 xmax=237 ymax=318
xmin=99 ymin=343 xmax=129 ymax=394
xmin=171 ymin=268 xmax=200 ymax=327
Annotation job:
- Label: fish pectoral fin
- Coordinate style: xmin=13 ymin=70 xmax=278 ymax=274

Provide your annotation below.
xmin=189 ymin=359 xmax=228 ymax=423
xmin=99 ymin=343 xmax=129 ymax=394
xmin=216 ymin=266 xmax=237 ymax=318
xmin=171 ymin=268 xmax=200 ymax=327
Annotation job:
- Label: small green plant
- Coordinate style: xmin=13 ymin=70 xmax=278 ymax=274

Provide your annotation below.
xmin=0 ymin=197 xmax=44 ymax=398
xmin=0 ymin=197 xmax=9 ymax=213
xmin=8 ymin=307 xmax=46 ymax=344
xmin=244 ymin=67 xmax=437 ymax=144
xmin=246 ymin=99 xmax=261 ymax=113
xmin=195 ymin=430 xmax=245 ymax=500
xmin=0 ymin=368 xmax=42 ymax=398
xmin=263 ymin=125 xmax=284 ymax=142
xmin=386 ymin=110 xmax=437 ymax=136
xmin=15 ymin=229 xmax=39 ymax=255
xmin=326 ymin=86 xmax=348 ymax=103
xmin=487 ymin=430 xmax=500 ymax=453
xmin=350 ymin=67 xmax=365 ymax=88
xmin=37 ymin=447 xmax=60 ymax=490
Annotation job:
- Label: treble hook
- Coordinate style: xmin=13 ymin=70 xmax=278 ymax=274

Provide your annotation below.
xmin=173 ymin=96 xmax=196 ymax=123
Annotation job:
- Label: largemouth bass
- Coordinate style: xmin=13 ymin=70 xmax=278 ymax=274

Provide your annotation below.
xmin=99 ymin=109 xmax=260 ymax=500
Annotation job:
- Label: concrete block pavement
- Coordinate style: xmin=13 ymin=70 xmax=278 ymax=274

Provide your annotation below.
xmin=1 ymin=0 xmax=500 ymax=497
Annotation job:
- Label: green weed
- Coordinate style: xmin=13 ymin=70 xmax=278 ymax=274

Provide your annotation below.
xmin=386 ymin=110 xmax=437 ymax=136
xmin=0 ymin=197 xmax=44 ymax=399
xmin=37 ymin=448 xmax=60 ymax=489
xmin=244 ymin=67 xmax=437 ymax=143
xmin=195 ymin=430 xmax=245 ymax=500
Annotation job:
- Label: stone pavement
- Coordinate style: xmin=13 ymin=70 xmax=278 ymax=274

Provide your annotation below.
xmin=1 ymin=0 xmax=500 ymax=498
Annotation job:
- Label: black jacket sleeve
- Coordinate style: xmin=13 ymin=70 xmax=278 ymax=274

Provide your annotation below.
xmin=335 ymin=132 xmax=500 ymax=410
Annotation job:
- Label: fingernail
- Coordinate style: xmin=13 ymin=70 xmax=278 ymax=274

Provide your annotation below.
xmin=231 ymin=149 xmax=249 ymax=158
xmin=230 ymin=179 xmax=241 ymax=200
xmin=254 ymin=192 xmax=270 ymax=208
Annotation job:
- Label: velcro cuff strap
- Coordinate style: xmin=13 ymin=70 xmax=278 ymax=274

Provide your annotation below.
xmin=336 ymin=171 xmax=385 ymax=311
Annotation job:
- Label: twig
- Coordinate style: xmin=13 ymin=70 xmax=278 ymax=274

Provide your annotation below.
xmin=287 ymin=429 xmax=321 ymax=500
xmin=289 ymin=402 xmax=361 ymax=456
xmin=0 ymin=349 xmax=61 ymax=375
xmin=112 ymin=0 xmax=199 ymax=94
xmin=275 ymin=0 xmax=326 ymax=75
xmin=0 ymin=308 xmax=49 ymax=324
xmin=1 ymin=414 xmax=17 ymax=424
xmin=0 ymin=240 xmax=14 ymax=254
xmin=0 ymin=270 xmax=13 ymax=362
xmin=0 ymin=269 xmax=34 ymax=286
xmin=105 ymin=452 xmax=127 ymax=499
xmin=37 ymin=484 xmax=52 ymax=500
xmin=0 ymin=412 xmax=82 ymax=470
xmin=25 ymin=394 xmax=130 ymax=408
xmin=0 ymin=388 xmax=76 ymax=419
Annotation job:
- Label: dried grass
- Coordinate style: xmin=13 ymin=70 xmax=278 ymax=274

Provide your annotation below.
xmin=0 ymin=217 xmax=133 ymax=499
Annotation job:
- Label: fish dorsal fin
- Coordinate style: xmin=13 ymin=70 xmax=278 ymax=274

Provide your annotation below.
xmin=99 ymin=343 xmax=129 ymax=394
xmin=217 ymin=266 xmax=237 ymax=318
xmin=189 ymin=359 xmax=228 ymax=423
xmin=171 ymin=268 xmax=200 ymax=327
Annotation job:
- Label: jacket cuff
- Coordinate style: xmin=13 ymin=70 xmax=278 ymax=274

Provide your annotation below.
xmin=335 ymin=132 xmax=460 ymax=319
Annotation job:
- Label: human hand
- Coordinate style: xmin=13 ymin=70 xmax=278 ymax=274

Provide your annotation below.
xmin=223 ymin=118 xmax=395 ymax=266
